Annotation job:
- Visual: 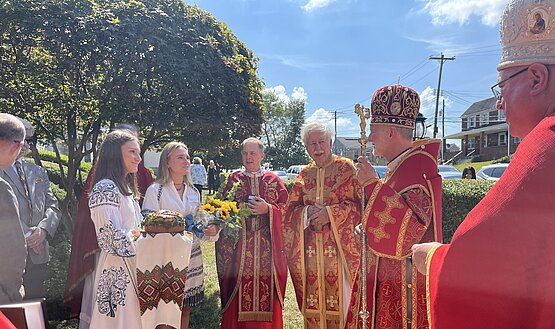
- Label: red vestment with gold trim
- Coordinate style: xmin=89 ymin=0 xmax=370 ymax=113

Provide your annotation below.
xmin=345 ymin=139 xmax=442 ymax=329
xmin=216 ymin=170 xmax=288 ymax=329
xmin=283 ymin=156 xmax=362 ymax=329
xmin=426 ymin=116 xmax=555 ymax=329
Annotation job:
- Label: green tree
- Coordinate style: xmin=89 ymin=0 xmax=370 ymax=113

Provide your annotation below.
xmin=261 ymin=89 xmax=309 ymax=169
xmin=0 ymin=0 xmax=264 ymax=236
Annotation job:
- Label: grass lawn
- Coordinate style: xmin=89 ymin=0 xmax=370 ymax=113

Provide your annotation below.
xmin=454 ymin=160 xmax=495 ymax=172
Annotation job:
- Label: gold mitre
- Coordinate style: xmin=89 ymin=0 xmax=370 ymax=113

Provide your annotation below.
xmin=499 ymin=0 xmax=555 ymax=70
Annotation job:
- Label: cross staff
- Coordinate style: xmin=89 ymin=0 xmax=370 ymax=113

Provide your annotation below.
xmin=354 ymin=103 xmax=371 ymax=328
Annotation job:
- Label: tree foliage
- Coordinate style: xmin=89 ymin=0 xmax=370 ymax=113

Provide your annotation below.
xmin=0 ymin=0 xmax=264 ymax=236
xmin=260 ymin=90 xmax=309 ymax=169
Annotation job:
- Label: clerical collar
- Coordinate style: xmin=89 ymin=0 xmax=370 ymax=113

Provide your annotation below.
xmin=242 ymin=167 xmax=266 ymax=177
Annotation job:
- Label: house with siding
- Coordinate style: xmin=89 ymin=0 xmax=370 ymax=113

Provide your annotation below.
xmin=444 ymin=97 xmax=520 ymax=161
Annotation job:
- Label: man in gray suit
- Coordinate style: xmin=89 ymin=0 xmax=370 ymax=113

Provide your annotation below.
xmin=0 ymin=113 xmax=27 ymax=303
xmin=1 ymin=118 xmax=61 ymax=299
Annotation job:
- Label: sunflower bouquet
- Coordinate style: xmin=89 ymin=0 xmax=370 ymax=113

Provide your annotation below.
xmin=197 ymin=196 xmax=250 ymax=244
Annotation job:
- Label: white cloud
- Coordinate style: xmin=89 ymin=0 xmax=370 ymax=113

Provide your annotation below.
xmin=292 ymin=87 xmax=308 ymax=102
xmin=264 ymin=85 xmax=290 ymax=103
xmin=419 ymin=86 xmax=452 ymax=136
xmin=420 ymin=0 xmax=506 ymax=26
xmin=302 ymin=0 xmax=336 ymax=12
xmin=264 ymin=85 xmax=308 ymax=103
xmin=306 ymin=108 xmax=354 ymax=133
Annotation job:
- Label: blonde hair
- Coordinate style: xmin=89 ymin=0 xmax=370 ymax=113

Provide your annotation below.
xmin=156 ymin=142 xmax=193 ymax=187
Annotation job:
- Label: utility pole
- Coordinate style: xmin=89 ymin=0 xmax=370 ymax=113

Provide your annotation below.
xmin=334 ymin=110 xmax=337 ymax=153
xmin=430 ymin=53 xmax=455 ymax=138
xmin=441 ymin=99 xmax=445 ymax=162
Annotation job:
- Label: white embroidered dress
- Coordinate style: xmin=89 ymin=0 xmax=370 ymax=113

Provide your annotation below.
xmin=142 ymin=182 xmax=219 ymax=307
xmin=88 ymin=179 xmax=142 ymax=329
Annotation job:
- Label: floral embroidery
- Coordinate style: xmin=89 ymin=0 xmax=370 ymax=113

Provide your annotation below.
xmin=89 ymin=180 xmax=120 ymax=209
xmin=98 ymin=222 xmax=136 ymax=257
xmin=96 ymin=266 xmax=130 ymax=318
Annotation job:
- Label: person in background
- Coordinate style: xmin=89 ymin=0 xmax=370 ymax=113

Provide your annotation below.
xmin=0 ymin=113 xmax=27 ymax=303
xmin=190 ymin=157 xmax=207 ymax=200
xmin=207 ymin=159 xmax=219 ymax=195
xmin=64 ymin=123 xmax=153 ymax=328
xmin=1 ymin=118 xmax=61 ymax=299
xmin=142 ymin=142 xmax=219 ymax=329
xmin=462 ymin=166 xmax=476 ymax=179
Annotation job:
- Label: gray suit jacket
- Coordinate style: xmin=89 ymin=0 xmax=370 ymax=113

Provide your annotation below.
xmin=0 ymin=177 xmax=26 ymax=303
xmin=1 ymin=160 xmax=61 ymax=264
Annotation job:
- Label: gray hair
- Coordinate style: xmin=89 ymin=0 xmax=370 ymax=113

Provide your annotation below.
xmin=395 ymin=126 xmax=414 ymax=140
xmin=193 ymin=156 xmax=202 ymax=165
xmin=301 ymin=121 xmax=334 ymax=146
xmin=241 ymin=137 xmax=264 ymax=152
xmin=0 ymin=113 xmax=25 ymax=142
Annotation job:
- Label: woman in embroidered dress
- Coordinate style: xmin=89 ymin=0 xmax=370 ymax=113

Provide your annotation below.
xmin=143 ymin=142 xmax=220 ymax=329
xmin=87 ymin=130 xmax=142 ymax=329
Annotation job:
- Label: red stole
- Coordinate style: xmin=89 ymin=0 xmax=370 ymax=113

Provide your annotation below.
xmin=215 ymin=170 xmax=288 ymax=323
xmin=346 ymin=139 xmax=442 ymax=329
xmin=63 ymin=163 xmax=153 ymax=317
xmin=427 ymin=116 xmax=555 ymax=329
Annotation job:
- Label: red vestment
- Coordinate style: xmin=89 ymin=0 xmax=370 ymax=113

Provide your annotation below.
xmin=426 ymin=116 xmax=555 ymax=329
xmin=63 ymin=163 xmax=153 ymax=317
xmin=345 ymin=139 xmax=442 ymax=329
xmin=216 ymin=170 xmax=288 ymax=329
xmin=283 ymin=156 xmax=362 ymax=329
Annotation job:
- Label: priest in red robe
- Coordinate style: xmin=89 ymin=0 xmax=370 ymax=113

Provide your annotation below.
xmin=345 ymin=85 xmax=442 ymax=329
xmin=412 ymin=1 xmax=555 ymax=328
xmin=216 ymin=137 xmax=288 ymax=329
xmin=283 ymin=122 xmax=361 ymax=329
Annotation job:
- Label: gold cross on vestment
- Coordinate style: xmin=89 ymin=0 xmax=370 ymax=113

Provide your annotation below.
xmin=324 ymin=245 xmax=336 ymax=258
xmin=307 ymin=294 xmax=317 ymax=307
xmin=326 ymin=295 xmax=338 ymax=309
xmin=307 ymin=246 xmax=316 ymax=258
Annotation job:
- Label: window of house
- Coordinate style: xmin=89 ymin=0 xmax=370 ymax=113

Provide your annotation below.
xmin=481 ymin=113 xmax=489 ymax=125
xmin=498 ymin=132 xmax=507 ymax=145
xmin=498 ymin=110 xmax=506 ymax=121
xmin=470 ymin=116 xmax=476 ymax=128
xmin=467 ymin=138 xmax=476 ymax=149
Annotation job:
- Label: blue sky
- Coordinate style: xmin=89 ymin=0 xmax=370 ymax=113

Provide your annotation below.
xmin=185 ymin=0 xmax=507 ymax=140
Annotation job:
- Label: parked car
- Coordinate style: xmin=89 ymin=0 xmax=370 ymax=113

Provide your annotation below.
xmin=476 ymin=163 xmax=509 ymax=181
xmin=438 ymin=165 xmax=462 ymax=180
xmin=374 ymin=165 xmax=387 ymax=179
xmin=286 ymin=165 xmax=307 ymax=181
xmin=272 ymin=170 xmax=289 ymax=181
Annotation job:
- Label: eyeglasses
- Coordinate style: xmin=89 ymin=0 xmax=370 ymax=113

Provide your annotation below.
xmin=491 ymin=66 xmax=529 ymax=100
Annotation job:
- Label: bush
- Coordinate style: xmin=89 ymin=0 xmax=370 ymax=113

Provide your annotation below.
xmin=493 ymin=155 xmax=512 ymax=164
xmin=37 ymin=149 xmax=93 ymax=173
xmin=442 ymin=179 xmax=495 ymax=242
